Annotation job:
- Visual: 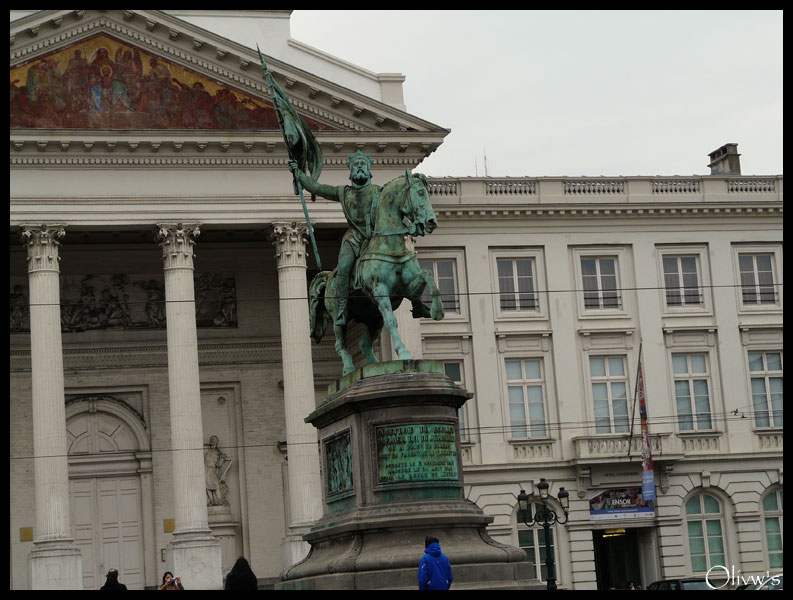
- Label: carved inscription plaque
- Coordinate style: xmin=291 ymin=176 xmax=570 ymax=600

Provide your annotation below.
xmin=376 ymin=424 xmax=458 ymax=484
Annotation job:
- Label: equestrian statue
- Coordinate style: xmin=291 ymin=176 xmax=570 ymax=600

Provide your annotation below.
xmin=291 ymin=153 xmax=444 ymax=375
xmin=257 ymin=47 xmax=444 ymax=376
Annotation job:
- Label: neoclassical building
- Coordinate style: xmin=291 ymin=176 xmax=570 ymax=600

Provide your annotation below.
xmin=10 ymin=10 xmax=783 ymax=590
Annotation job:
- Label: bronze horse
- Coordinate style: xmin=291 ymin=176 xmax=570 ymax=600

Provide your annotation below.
xmin=309 ymin=170 xmax=444 ymax=375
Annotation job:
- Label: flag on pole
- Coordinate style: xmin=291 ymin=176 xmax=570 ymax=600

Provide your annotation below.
xmin=637 ymin=355 xmax=656 ymax=501
xmin=256 ymin=45 xmax=323 ymax=269
xmin=256 ymin=46 xmax=323 ymax=193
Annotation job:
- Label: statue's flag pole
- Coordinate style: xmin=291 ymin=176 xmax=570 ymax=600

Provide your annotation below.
xmin=257 ymin=45 xmax=323 ymax=270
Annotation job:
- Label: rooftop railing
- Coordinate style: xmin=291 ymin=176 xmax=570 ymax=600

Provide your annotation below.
xmin=425 ymin=175 xmax=782 ymax=204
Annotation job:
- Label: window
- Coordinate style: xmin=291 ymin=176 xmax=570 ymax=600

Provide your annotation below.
xmin=419 ymin=258 xmax=459 ymax=314
xmin=739 ymin=254 xmax=777 ymax=305
xmin=497 ymin=258 xmax=538 ymax=311
xmin=506 ymin=359 xmax=547 ymax=438
xmin=749 ymin=351 xmax=783 ymax=428
xmin=589 ymin=356 xmax=629 ymax=434
xmin=662 ymin=255 xmax=702 ymax=307
xmin=686 ymin=493 xmax=726 ymax=573
xmin=672 ymin=354 xmax=713 ymax=431
xmin=443 ymin=360 xmax=468 ymax=441
xmin=517 ymin=502 xmax=556 ymax=582
xmin=581 ymin=257 xmax=620 ymax=309
xmin=762 ymin=489 xmax=783 ymax=570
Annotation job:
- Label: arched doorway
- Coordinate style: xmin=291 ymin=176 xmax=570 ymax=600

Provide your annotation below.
xmin=66 ymin=397 xmax=151 ymax=590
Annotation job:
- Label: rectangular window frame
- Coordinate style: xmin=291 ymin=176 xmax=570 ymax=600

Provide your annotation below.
xmin=489 ymin=248 xmax=548 ymax=322
xmin=747 ymin=350 xmax=783 ymax=430
xmin=572 ymin=246 xmax=632 ymax=320
xmin=416 ymin=249 xmax=469 ymax=323
xmin=587 ymin=354 xmax=631 ymax=435
xmin=671 ymin=352 xmax=715 ymax=433
xmin=656 ymin=245 xmax=712 ymax=316
xmin=504 ymin=356 xmax=550 ymax=440
xmin=441 ymin=359 xmax=471 ymax=442
xmin=732 ymin=244 xmax=783 ymax=314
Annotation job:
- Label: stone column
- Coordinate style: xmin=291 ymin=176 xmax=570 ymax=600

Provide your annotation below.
xmin=272 ymin=223 xmax=323 ymax=568
xmin=157 ymin=223 xmax=222 ymax=590
xmin=22 ymin=225 xmax=83 ymax=589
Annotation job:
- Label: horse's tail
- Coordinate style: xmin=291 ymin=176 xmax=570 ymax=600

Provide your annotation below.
xmin=309 ymin=270 xmax=332 ymax=343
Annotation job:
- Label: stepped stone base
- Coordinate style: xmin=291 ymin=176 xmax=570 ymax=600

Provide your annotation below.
xmin=276 ymin=361 xmax=542 ymax=590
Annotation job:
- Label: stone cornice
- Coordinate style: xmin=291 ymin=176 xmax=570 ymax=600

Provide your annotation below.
xmin=9 ymin=133 xmax=443 ymax=169
xmin=432 ymin=203 xmax=783 ymax=219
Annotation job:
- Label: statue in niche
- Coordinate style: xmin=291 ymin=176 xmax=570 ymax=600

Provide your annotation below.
xmin=204 ymin=435 xmax=233 ymax=507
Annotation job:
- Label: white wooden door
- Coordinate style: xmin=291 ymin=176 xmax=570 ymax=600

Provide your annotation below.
xmin=69 ymin=476 xmax=145 ymax=589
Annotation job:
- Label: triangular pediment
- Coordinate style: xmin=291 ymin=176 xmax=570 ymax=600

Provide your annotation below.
xmin=10 ymin=10 xmax=448 ymax=136
xmin=11 ymin=31 xmax=337 ymax=131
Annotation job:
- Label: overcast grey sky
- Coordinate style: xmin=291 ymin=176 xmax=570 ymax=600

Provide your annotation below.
xmin=290 ymin=10 xmax=782 ymax=178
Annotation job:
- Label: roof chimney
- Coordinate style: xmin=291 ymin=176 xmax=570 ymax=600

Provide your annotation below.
xmin=707 ymin=143 xmax=741 ymax=175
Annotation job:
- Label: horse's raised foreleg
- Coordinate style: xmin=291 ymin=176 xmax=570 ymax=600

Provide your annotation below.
xmin=372 ymin=281 xmax=412 ymax=360
xmin=406 ymin=267 xmax=445 ymax=321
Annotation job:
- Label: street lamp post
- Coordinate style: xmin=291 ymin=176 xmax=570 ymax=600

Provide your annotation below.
xmin=518 ymin=479 xmax=570 ymax=590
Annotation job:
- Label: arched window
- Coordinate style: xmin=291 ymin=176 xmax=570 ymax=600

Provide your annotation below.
xmin=517 ymin=500 xmax=557 ymax=582
xmin=761 ymin=488 xmax=783 ymax=570
xmin=685 ymin=493 xmax=726 ymax=573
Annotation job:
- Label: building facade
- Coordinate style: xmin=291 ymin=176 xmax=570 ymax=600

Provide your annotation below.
xmin=10 ymin=10 xmax=782 ymax=590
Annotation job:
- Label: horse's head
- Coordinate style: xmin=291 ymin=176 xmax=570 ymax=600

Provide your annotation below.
xmin=400 ymin=169 xmax=437 ymax=236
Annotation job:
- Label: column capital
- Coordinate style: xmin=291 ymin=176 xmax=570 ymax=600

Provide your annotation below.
xmin=157 ymin=223 xmax=200 ymax=270
xmin=272 ymin=222 xmax=308 ymax=269
xmin=20 ymin=224 xmax=66 ymax=273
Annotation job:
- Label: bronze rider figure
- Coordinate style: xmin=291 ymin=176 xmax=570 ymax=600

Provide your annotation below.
xmin=289 ymin=150 xmax=379 ymax=326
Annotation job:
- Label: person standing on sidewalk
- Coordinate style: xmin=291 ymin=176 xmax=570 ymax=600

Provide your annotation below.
xmin=418 ymin=536 xmax=453 ymax=590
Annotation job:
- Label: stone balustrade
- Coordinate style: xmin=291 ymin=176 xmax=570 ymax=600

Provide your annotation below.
xmin=571 ymin=433 xmax=674 ymax=464
xmin=510 ymin=440 xmax=555 ymax=461
xmin=425 ymin=175 xmax=783 ymax=206
xmin=756 ymin=430 xmax=783 ymax=451
xmin=678 ymin=434 xmax=722 ymax=454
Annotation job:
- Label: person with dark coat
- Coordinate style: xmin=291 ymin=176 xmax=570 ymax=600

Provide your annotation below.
xmin=99 ymin=568 xmax=127 ymax=590
xmin=224 ymin=556 xmax=259 ymax=590
xmin=418 ymin=536 xmax=453 ymax=590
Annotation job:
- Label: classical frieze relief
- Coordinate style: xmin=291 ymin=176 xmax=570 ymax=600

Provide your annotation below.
xmin=10 ymin=271 xmax=237 ymax=333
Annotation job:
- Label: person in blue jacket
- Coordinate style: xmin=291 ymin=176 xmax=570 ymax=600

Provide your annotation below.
xmin=418 ymin=536 xmax=453 ymax=590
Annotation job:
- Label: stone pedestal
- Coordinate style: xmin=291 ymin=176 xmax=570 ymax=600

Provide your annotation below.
xmin=277 ymin=360 xmax=542 ymax=590
xmin=208 ymin=507 xmax=242 ymax=577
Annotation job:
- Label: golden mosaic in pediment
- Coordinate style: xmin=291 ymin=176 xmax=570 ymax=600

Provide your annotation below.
xmin=10 ymin=32 xmax=337 ymax=131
